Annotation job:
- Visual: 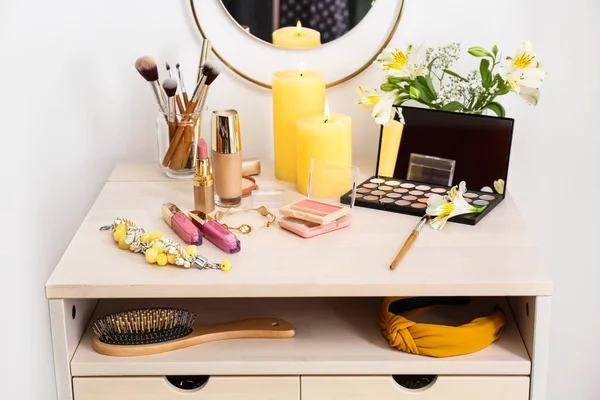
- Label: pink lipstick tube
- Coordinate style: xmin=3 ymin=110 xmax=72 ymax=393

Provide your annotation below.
xmin=189 ymin=210 xmax=241 ymax=253
xmin=162 ymin=203 xmax=203 ymax=245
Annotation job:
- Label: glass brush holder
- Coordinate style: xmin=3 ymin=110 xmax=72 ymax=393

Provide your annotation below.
xmin=157 ymin=108 xmax=203 ymax=179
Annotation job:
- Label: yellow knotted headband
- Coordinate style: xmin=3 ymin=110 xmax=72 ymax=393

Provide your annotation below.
xmin=380 ymin=297 xmax=506 ymax=358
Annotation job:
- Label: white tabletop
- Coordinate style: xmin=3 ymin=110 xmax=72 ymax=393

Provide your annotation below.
xmin=45 ymin=162 xmax=552 ymax=299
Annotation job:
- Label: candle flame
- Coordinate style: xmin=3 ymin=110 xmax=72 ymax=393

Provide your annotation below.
xmin=324 ymin=99 xmax=330 ymax=123
xmin=296 ymin=20 xmax=302 ymax=35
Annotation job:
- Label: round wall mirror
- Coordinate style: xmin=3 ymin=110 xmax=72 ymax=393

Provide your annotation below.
xmin=190 ymin=0 xmax=405 ymax=89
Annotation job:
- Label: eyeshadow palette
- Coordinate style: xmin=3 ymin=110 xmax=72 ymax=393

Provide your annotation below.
xmin=340 ymin=176 xmax=503 ymax=225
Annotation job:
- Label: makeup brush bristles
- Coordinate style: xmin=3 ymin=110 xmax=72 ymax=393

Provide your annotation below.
xmin=202 ymin=61 xmax=220 ymax=86
xmin=135 ymin=56 xmax=159 ymax=82
xmin=162 ymin=78 xmax=178 ymax=97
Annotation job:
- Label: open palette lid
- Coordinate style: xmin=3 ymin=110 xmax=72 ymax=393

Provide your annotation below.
xmin=376 ymin=106 xmax=515 ymax=197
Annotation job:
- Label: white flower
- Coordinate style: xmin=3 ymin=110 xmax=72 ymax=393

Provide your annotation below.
xmin=375 ymin=44 xmax=428 ymax=79
xmin=426 ymin=181 xmax=487 ymax=230
xmin=498 ymin=41 xmax=547 ymax=94
xmin=355 ymin=86 xmax=400 ymax=126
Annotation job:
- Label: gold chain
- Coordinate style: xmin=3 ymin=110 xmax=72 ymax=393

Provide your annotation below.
xmin=213 ymin=206 xmax=276 ymax=234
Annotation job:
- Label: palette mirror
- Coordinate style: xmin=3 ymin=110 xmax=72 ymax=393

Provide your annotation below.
xmin=221 ymin=0 xmax=375 ymax=47
xmin=190 ymin=0 xmax=405 ymax=88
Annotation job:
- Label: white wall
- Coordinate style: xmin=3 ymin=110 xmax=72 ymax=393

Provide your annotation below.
xmin=1 ymin=0 xmax=598 ymax=398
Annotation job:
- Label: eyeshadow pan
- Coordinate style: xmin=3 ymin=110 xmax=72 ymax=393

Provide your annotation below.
xmin=409 ymin=190 xmax=424 ymax=196
xmin=370 ymin=178 xmax=385 ymax=184
xmin=463 ymin=192 xmax=479 ymax=199
xmin=411 ymin=203 xmax=427 ymax=209
xmin=418 ymin=198 xmax=429 ymax=203
xmin=480 ymin=194 xmax=496 ymax=201
xmin=400 ymin=183 xmax=415 ymax=188
xmin=424 ymin=193 xmax=433 ymax=198
xmin=380 ymin=198 xmax=395 ymax=204
xmin=378 ymin=186 xmax=393 ymax=191
xmin=385 ymin=180 xmax=401 ymax=186
xmin=364 ymin=195 xmax=379 ymax=201
xmin=355 ymin=193 xmax=364 ymax=198
xmin=387 ymin=193 xmax=402 ymax=198
xmin=402 ymin=195 xmax=417 ymax=201
xmin=465 ymin=198 xmax=473 ymax=203
xmin=474 ymin=199 xmax=489 ymax=206
xmin=371 ymin=190 xmax=386 ymax=196
xmin=431 ymin=188 xmax=446 ymax=193
xmin=363 ymin=183 xmax=378 ymax=189
xmin=416 ymin=185 xmax=431 ymax=191
xmin=395 ymin=200 xmax=411 ymax=206
xmin=357 ymin=188 xmax=370 ymax=193
xmin=393 ymin=188 xmax=409 ymax=194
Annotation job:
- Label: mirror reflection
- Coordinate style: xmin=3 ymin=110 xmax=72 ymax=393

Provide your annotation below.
xmin=221 ymin=0 xmax=374 ymax=48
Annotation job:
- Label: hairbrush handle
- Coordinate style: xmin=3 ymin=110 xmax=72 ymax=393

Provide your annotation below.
xmin=92 ymin=318 xmax=295 ymax=357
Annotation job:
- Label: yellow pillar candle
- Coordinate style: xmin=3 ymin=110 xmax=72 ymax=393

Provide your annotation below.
xmin=272 ymin=69 xmax=326 ymax=182
xmin=272 ymin=22 xmax=321 ymax=49
xmin=296 ymin=106 xmax=352 ymax=196
xmin=377 ymin=120 xmax=404 ymax=177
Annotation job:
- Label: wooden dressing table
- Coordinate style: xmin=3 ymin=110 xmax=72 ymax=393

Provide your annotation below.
xmin=46 ymin=162 xmax=552 ymax=400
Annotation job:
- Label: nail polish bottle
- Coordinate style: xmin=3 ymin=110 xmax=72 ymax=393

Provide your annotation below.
xmin=162 ymin=203 xmax=202 ymax=245
xmin=189 ymin=211 xmax=241 ymax=254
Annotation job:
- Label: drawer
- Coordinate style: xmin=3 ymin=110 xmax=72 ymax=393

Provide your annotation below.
xmin=301 ymin=376 xmax=530 ymax=400
xmin=73 ymin=376 xmax=299 ymax=400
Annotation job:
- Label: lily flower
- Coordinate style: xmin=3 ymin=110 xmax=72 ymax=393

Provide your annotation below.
xmin=375 ymin=44 xmax=428 ymax=80
xmin=426 ymin=181 xmax=487 ymax=230
xmin=498 ymin=41 xmax=547 ymax=95
xmin=355 ymin=86 xmax=401 ymax=126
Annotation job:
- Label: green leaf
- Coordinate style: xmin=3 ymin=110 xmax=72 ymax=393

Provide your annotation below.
xmin=413 ymin=77 xmax=436 ymax=104
xmin=380 ymin=83 xmax=398 ymax=92
xmin=492 ymin=45 xmax=498 ymax=56
xmin=441 ymin=101 xmax=465 ymax=112
xmin=483 ymin=102 xmax=506 ymax=117
xmin=424 ymin=74 xmax=437 ymax=97
xmin=468 ymin=46 xmax=493 ymax=58
xmin=443 ymin=69 xmax=468 ymax=82
xmin=409 ymin=86 xmax=421 ymax=99
xmin=480 ymin=59 xmax=491 ymax=88
xmin=388 ymin=76 xmax=411 ymax=84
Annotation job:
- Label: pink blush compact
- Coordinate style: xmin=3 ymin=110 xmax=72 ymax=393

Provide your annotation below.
xmin=279 ymin=199 xmax=350 ymax=226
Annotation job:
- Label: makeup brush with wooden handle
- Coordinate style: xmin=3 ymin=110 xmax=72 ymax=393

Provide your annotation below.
xmin=135 ymin=56 xmax=167 ymax=113
xmin=163 ymin=62 xmax=220 ymax=169
xmin=162 ymin=78 xmax=178 ymax=142
xmin=196 ymin=38 xmax=212 ymax=83
xmin=92 ymin=308 xmax=295 ymax=357
xmin=166 ymin=62 xmax=186 ymax=115
xmin=390 ymin=215 xmax=429 ymax=270
xmin=176 ymin=63 xmax=189 ymax=107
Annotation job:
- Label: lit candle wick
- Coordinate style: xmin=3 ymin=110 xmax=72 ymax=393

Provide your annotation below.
xmin=296 ymin=20 xmax=302 ymax=36
xmin=323 ymin=99 xmax=330 ymax=123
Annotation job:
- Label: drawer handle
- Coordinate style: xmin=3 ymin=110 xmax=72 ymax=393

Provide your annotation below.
xmin=392 ymin=375 xmax=437 ymax=390
xmin=166 ymin=375 xmax=210 ymax=391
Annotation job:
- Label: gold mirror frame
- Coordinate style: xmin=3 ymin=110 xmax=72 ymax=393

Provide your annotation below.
xmin=190 ymin=0 xmax=405 ymax=89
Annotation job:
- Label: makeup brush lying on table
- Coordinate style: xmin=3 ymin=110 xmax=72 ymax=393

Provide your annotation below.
xmin=135 ymin=56 xmax=167 ymax=114
xmin=390 ymin=215 xmax=429 ymax=270
xmin=162 ymin=78 xmax=178 ymax=142
xmin=166 ymin=62 xmax=186 ymax=114
xmin=163 ymin=61 xmax=221 ymax=170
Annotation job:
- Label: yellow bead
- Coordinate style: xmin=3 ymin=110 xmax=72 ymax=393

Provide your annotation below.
xmin=141 ymin=233 xmax=152 ymax=242
xmin=145 ymin=248 xmax=159 ymax=263
xmin=113 ymin=224 xmax=126 ymax=233
xmin=186 ymin=245 xmax=198 ymax=257
xmin=150 ymin=231 xmax=163 ymax=240
xmin=167 ymin=254 xmax=177 ymax=264
xmin=220 ymin=259 xmax=232 ymax=272
xmin=113 ymin=230 xmax=127 ymax=243
xmin=118 ymin=238 xmax=130 ymax=250
xmin=152 ymin=241 xmax=165 ymax=252
xmin=157 ymin=253 xmax=168 ymax=266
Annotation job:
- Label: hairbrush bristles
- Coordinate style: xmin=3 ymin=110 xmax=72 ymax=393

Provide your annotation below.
xmin=92 ymin=308 xmax=196 ymax=345
xmin=135 ymin=56 xmax=159 ymax=82
xmin=162 ymin=78 xmax=178 ymax=97
xmin=202 ymin=61 xmax=220 ymax=85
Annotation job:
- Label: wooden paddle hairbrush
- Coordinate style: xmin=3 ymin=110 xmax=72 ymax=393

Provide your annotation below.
xmin=92 ymin=308 xmax=295 ymax=357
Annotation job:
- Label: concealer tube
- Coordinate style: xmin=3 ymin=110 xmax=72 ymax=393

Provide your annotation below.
xmin=212 ymin=109 xmax=242 ymax=207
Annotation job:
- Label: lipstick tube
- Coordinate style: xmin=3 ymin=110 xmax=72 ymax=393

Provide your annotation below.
xmin=162 ymin=203 xmax=203 ymax=245
xmin=194 ymin=138 xmax=215 ymax=214
xmin=189 ymin=210 xmax=241 ymax=254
